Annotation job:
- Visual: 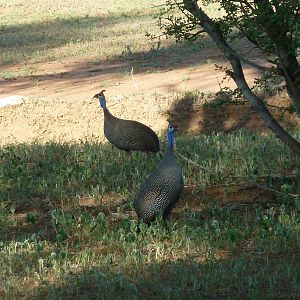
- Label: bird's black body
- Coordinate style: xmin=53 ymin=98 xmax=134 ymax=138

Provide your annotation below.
xmin=103 ymin=109 xmax=160 ymax=152
xmin=94 ymin=90 xmax=160 ymax=153
xmin=134 ymin=125 xmax=184 ymax=224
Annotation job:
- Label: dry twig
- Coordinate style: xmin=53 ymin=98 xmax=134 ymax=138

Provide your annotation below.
xmin=252 ymin=182 xmax=299 ymax=198
xmin=177 ymin=152 xmax=211 ymax=172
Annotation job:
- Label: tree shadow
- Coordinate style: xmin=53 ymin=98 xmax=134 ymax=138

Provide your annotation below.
xmin=0 ymin=11 xmax=226 ymax=98
xmin=0 ymin=142 xmax=164 ymax=204
xmin=32 ymin=252 xmax=300 ymax=299
xmin=0 ymin=10 xmax=219 ymax=67
xmin=0 ymin=140 xmax=162 ymax=242
xmin=1 ymin=140 xmax=299 ymax=299
xmin=0 ymin=12 xmax=151 ymax=65
xmin=167 ymin=90 xmax=300 ymax=136
xmin=1 ymin=10 xmax=271 ymax=101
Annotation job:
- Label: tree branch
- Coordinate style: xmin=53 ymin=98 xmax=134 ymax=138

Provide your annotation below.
xmin=234 ymin=52 xmax=279 ymax=74
xmin=182 ymin=0 xmax=300 ymax=155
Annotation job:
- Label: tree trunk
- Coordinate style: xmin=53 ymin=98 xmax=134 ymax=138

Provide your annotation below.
xmin=183 ymin=0 xmax=300 ymax=155
xmin=254 ymin=0 xmax=300 ymax=111
xmin=276 ymin=47 xmax=300 ymax=112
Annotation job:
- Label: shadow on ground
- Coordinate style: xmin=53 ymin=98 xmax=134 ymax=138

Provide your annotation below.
xmin=1 ymin=131 xmax=299 ymax=243
xmin=167 ymin=90 xmax=300 ymax=135
xmin=0 ymin=10 xmax=218 ymax=68
xmin=0 ymin=137 xmax=299 ymax=299
xmin=0 ymin=10 xmax=264 ymax=98
xmin=33 ymin=254 xmax=300 ymax=299
xmin=0 ymin=12 xmax=158 ymax=65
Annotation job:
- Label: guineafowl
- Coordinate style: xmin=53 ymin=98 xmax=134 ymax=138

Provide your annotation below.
xmin=134 ymin=123 xmax=184 ymax=224
xmin=93 ymin=90 xmax=160 ymax=153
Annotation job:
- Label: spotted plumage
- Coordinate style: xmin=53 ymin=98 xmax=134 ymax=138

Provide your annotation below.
xmin=134 ymin=123 xmax=184 ymax=224
xmin=93 ymin=90 xmax=160 ymax=153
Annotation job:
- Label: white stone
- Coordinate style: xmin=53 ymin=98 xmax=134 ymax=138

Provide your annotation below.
xmin=0 ymin=95 xmax=28 ymax=108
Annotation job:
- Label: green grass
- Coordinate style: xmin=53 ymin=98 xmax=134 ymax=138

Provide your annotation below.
xmin=1 ymin=130 xmax=300 ymax=298
xmin=0 ymin=0 xmax=218 ymax=77
xmin=0 ymin=10 xmax=160 ymax=66
xmin=1 ymin=130 xmax=299 ymax=206
xmin=1 ymin=0 xmax=166 ymax=66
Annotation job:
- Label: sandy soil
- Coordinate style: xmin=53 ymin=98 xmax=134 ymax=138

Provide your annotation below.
xmin=0 ymin=53 xmax=298 ymax=145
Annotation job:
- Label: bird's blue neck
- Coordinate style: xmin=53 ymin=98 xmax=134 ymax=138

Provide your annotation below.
xmin=167 ymin=130 xmax=174 ymax=149
xmin=99 ymin=96 xmax=106 ymax=109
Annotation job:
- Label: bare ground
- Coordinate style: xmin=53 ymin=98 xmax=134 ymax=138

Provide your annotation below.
xmin=0 ymin=52 xmax=299 ymax=145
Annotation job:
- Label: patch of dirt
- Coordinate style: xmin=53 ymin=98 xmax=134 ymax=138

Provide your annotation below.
xmin=167 ymin=87 xmax=300 ymax=135
xmin=3 ymin=209 xmax=56 ymax=241
xmin=168 ymin=93 xmax=300 ymax=135
xmin=175 ymin=184 xmax=266 ymax=214
xmin=0 ymin=52 xmax=280 ymax=145
xmin=176 ymin=172 xmax=297 ymax=214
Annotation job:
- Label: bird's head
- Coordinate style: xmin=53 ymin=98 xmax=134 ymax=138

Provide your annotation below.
xmin=93 ymin=90 xmax=106 ymax=109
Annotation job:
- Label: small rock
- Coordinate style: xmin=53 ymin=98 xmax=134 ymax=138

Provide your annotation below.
xmin=0 ymin=95 xmax=29 ymax=108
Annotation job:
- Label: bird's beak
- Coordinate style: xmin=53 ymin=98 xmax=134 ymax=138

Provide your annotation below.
xmin=92 ymin=89 xmax=106 ymax=99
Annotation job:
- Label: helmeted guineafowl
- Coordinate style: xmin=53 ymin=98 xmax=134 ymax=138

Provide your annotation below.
xmin=93 ymin=90 xmax=160 ymax=153
xmin=134 ymin=123 xmax=184 ymax=224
